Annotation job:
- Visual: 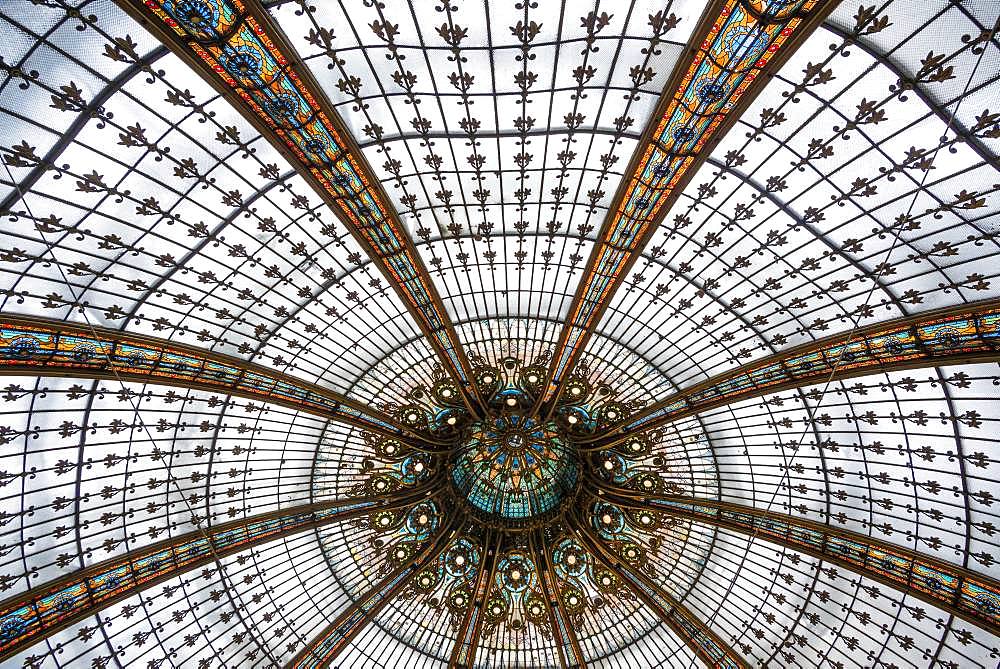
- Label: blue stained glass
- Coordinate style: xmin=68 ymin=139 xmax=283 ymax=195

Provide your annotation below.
xmin=451 ymin=415 xmax=579 ymax=522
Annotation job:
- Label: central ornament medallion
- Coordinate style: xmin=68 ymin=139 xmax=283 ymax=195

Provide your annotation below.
xmin=450 ymin=414 xmax=580 ymax=528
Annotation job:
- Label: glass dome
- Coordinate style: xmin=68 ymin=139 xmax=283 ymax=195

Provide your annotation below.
xmin=0 ymin=0 xmax=998 ymax=667
xmin=451 ymin=414 xmax=580 ymax=524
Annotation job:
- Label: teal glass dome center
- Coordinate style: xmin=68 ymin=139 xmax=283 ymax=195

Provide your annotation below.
xmin=450 ymin=414 xmax=580 ymax=525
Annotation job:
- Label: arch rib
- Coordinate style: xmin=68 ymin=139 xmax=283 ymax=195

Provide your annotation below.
xmin=587 ymin=297 xmax=1000 ymax=448
xmin=532 ymin=529 xmax=587 ymax=668
xmin=0 ymin=480 xmax=437 ymax=662
xmin=112 ymin=0 xmax=488 ymax=416
xmin=0 ymin=313 xmax=445 ymax=447
xmin=568 ymin=511 xmax=748 ymax=668
xmin=287 ymin=514 xmax=463 ymax=668
xmin=533 ymin=0 xmax=838 ymax=417
xmin=447 ymin=531 xmax=500 ymax=669
xmin=595 ymin=487 xmax=1000 ymax=637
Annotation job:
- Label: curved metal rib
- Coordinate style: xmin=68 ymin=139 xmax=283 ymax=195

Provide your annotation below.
xmin=287 ymin=513 xmax=464 ymax=668
xmin=567 ymin=510 xmax=748 ymax=669
xmin=112 ymin=0 xmax=488 ymax=416
xmin=531 ymin=529 xmax=587 ymax=669
xmin=822 ymin=20 xmax=999 ymax=172
xmin=532 ymin=0 xmax=838 ymax=418
xmin=596 ymin=487 xmax=1000 ymax=637
xmin=0 ymin=313 xmax=445 ymax=448
xmin=448 ymin=530 xmax=500 ymax=669
xmin=0 ymin=45 xmax=169 ymax=215
xmin=585 ymin=297 xmax=1000 ymax=448
xmin=0 ymin=480 xmax=437 ymax=662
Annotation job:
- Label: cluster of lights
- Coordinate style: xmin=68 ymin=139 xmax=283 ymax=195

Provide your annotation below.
xmin=355 ymin=358 xmax=671 ymax=639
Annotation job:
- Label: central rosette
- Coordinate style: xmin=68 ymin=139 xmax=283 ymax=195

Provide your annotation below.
xmin=450 ymin=414 xmax=580 ymax=526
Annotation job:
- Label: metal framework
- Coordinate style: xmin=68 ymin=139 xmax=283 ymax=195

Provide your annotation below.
xmin=287 ymin=514 xmax=462 ymax=669
xmin=0 ymin=44 xmax=169 ymax=215
xmin=532 ymin=0 xmax=839 ymax=416
xmin=448 ymin=531 xmax=501 ymax=669
xmin=593 ymin=486 xmax=1000 ymax=637
xmin=586 ymin=297 xmax=1000 ymax=447
xmin=0 ymin=480 xmax=437 ymax=662
xmin=821 ymin=20 xmax=1000 ymax=172
xmin=1 ymin=0 xmax=999 ymax=667
xmin=112 ymin=0 xmax=488 ymax=416
xmin=0 ymin=313 xmax=443 ymax=447
xmin=531 ymin=529 xmax=587 ymax=669
xmin=568 ymin=512 xmax=749 ymax=669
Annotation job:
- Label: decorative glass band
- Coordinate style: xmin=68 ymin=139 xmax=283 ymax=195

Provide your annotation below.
xmin=0 ymin=500 xmax=376 ymax=658
xmin=647 ymin=497 xmax=1000 ymax=633
xmin=139 ymin=0 xmax=476 ymax=393
xmin=545 ymin=0 xmax=820 ymax=401
xmin=0 ymin=317 xmax=405 ymax=439
xmin=620 ymin=300 xmax=1000 ymax=435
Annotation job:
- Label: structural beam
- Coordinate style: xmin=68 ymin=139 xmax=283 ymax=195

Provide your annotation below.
xmin=568 ymin=511 xmax=747 ymax=669
xmin=585 ymin=297 xmax=1000 ymax=447
xmin=0 ymin=481 xmax=436 ymax=662
xmin=534 ymin=0 xmax=837 ymax=417
xmin=596 ymin=488 xmax=1000 ymax=636
xmin=115 ymin=0 xmax=487 ymax=416
xmin=531 ymin=530 xmax=586 ymax=669
xmin=288 ymin=515 xmax=463 ymax=668
xmin=0 ymin=313 xmax=443 ymax=448
xmin=448 ymin=531 xmax=499 ymax=669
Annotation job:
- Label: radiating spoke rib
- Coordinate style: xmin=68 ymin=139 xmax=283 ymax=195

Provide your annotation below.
xmin=596 ymin=487 xmax=1000 ymax=637
xmin=113 ymin=0 xmax=488 ymax=416
xmin=533 ymin=0 xmax=837 ymax=417
xmin=531 ymin=530 xmax=586 ymax=669
xmin=568 ymin=512 xmax=747 ymax=669
xmin=0 ymin=313 xmax=444 ymax=448
xmin=288 ymin=513 xmax=463 ymax=669
xmin=0 ymin=480 xmax=437 ymax=662
xmin=448 ymin=530 xmax=499 ymax=669
xmin=586 ymin=298 xmax=1000 ymax=448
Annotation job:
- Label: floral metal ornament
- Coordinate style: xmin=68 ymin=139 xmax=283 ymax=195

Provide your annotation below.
xmin=0 ymin=483 xmax=434 ymax=662
xmin=598 ymin=489 xmax=1000 ymax=637
xmin=289 ymin=511 xmax=460 ymax=669
xmin=121 ymin=0 xmax=487 ymax=413
xmin=537 ymin=0 xmax=835 ymax=412
xmin=0 ymin=314 xmax=440 ymax=445
xmin=2 ymin=0 xmax=998 ymax=667
xmin=569 ymin=507 xmax=749 ymax=669
xmin=8 ymin=300 xmax=1000 ymax=665
xmin=589 ymin=297 xmax=1000 ymax=446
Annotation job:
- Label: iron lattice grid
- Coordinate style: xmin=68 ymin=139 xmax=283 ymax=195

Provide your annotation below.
xmin=0 ymin=0 xmax=997 ymax=667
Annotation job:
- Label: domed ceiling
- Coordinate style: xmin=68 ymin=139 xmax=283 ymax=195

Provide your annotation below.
xmin=0 ymin=0 xmax=999 ymax=668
